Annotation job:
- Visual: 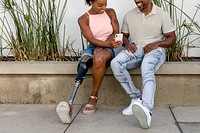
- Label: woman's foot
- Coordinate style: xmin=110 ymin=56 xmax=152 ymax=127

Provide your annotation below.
xmin=83 ymin=96 xmax=98 ymax=115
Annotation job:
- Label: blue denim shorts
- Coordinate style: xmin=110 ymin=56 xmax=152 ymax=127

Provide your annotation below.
xmin=81 ymin=44 xmax=115 ymax=59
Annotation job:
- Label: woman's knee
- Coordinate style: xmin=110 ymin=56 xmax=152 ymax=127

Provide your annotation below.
xmin=93 ymin=54 xmax=108 ymax=68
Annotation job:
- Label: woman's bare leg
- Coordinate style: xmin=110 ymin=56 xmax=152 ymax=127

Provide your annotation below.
xmin=85 ymin=48 xmax=112 ymax=109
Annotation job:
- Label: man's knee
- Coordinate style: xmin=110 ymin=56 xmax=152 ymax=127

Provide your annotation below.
xmin=141 ymin=60 xmax=155 ymax=72
xmin=110 ymin=58 xmax=120 ymax=70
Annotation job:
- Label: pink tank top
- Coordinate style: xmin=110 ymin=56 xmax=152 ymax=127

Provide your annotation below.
xmin=87 ymin=11 xmax=113 ymax=41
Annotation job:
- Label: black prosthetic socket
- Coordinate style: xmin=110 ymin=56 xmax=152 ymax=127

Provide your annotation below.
xmin=75 ymin=55 xmax=93 ymax=84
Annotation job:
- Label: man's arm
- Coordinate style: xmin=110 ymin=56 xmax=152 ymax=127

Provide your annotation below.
xmin=144 ymin=31 xmax=176 ymax=54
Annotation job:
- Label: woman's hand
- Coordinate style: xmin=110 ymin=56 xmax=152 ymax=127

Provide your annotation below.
xmin=111 ymin=40 xmax=123 ymax=48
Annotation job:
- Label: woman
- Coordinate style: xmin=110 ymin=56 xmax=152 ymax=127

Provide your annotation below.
xmin=78 ymin=0 xmax=121 ymax=115
xmin=57 ymin=0 xmax=122 ymax=124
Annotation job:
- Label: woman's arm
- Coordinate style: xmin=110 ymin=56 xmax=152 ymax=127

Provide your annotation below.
xmin=78 ymin=9 xmax=120 ymax=48
xmin=105 ymin=8 xmax=119 ymax=42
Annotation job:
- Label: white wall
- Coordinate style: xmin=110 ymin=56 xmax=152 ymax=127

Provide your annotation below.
xmin=0 ymin=0 xmax=199 ymax=56
xmin=173 ymin=0 xmax=200 ymax=57
xmin=62 ymin=0 xmax=135 ymax=54
xmin=62 ymin=0 xmax=200 ymax=55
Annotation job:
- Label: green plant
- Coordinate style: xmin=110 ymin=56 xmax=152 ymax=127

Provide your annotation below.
xmin=153 ymin=0 xmax=200 ymax=61
xmin=0 ymin=0 xmax=81 ymax=61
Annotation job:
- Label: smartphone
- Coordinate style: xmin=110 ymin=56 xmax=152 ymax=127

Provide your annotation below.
xmin=115 ymin=34 xmax=123 ymax=41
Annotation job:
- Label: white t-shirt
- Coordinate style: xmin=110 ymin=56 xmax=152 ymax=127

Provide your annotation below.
xmin=121 ymin=4 xmax=175 ymax=47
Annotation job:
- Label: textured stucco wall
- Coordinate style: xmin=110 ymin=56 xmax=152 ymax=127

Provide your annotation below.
xmin=0 ymin=62 xmax=200 ymax=107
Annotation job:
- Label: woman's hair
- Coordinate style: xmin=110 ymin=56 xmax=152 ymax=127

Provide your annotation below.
xmin=85 ymin=0 xmax=95 ymax=6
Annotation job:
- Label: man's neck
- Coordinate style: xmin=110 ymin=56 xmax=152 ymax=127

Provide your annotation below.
xmin=143 ymin=2 xmax=153 ymax=16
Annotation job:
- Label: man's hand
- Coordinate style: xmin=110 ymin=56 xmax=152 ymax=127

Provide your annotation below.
xmin=143 ymin=43 xmax=159 ymax=54
xmin=124 ymin=43 xmax=137 ymax=53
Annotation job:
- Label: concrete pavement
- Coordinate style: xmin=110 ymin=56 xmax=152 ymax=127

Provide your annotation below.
xmin=0 ymin=104 xmax=200 ymax=133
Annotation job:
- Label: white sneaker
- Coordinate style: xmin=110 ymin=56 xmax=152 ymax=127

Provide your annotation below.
xmin=132 ymin=102 xmax=151 ymax=129
xmin=56 ymin=101 xmax=72 ymax=124
xmin=122 ymin=98 xmax=142 ymax=115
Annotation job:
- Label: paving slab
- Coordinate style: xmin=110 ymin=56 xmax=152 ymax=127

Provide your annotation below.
xmin=172 ymin=107 xmax=200 ymax=122
xmin=67 ymin=106 xmax=179 ymax=133
xmin=1 ymin=104 xmax=189 ymax=133
xmin=178 ymin=123 xmax=200 ymax=133
xmin=0 ymin=104 xmax=81 ymax=133
xmin=172 ymin=107 xmax=200 ymax=133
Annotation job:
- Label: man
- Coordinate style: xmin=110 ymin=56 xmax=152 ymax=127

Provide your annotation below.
xmin=111 ymin=0 xmax=176 ymax=129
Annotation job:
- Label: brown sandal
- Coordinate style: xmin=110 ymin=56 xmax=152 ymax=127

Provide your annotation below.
xmin=83 ymin=96 xmax=98 ymax=115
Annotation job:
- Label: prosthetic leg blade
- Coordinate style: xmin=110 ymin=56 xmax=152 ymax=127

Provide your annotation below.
xmin=56 ymin=82 xmax=79 ymax=124
xmin=56 ymin=55 xmax=92 ymax=123
xmin=56 ymin=101 xmax=72 ymax=124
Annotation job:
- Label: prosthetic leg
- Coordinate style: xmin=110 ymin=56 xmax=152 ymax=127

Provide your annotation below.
xmin=69 ymin=55 xmax=93 ymax=105
xmin=56 ymin=55 xmax=93 ymax=123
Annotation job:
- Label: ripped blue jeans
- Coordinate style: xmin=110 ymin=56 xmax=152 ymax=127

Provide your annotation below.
xmin=111 ymin=44 xmax=166 ymax=113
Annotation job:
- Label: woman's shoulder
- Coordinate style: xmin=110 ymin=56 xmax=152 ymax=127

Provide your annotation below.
xmin=78 ymin=12 xmax=89 ymax=23
xmin=105 ymin=8 xmax=117 ymax=18
xmin=105 ymin=8 xmax=116 ymax=14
